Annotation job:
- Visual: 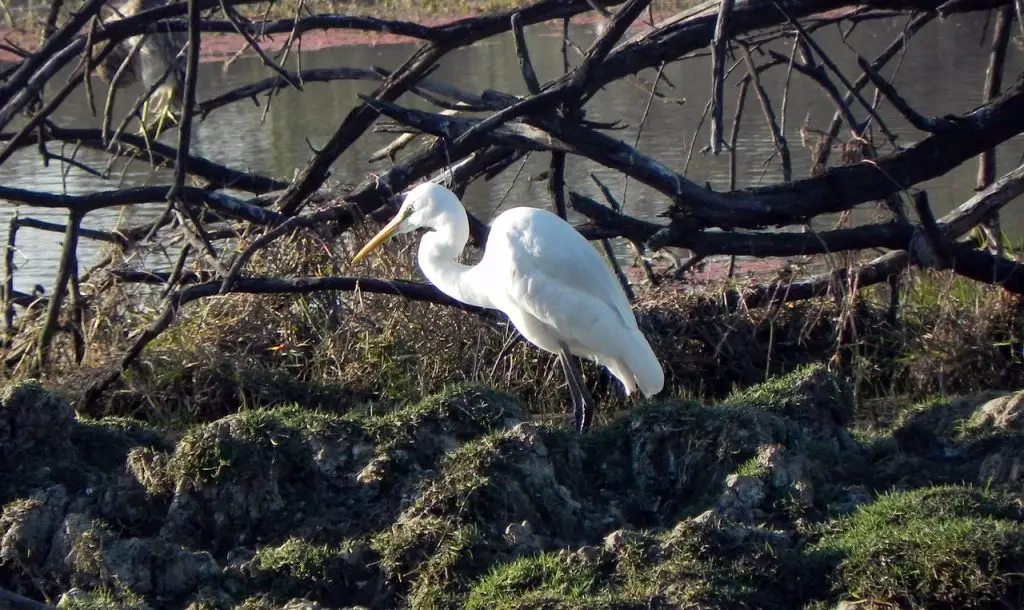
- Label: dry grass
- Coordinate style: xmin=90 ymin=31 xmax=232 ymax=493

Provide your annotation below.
xmin=2 ymin=200 xmax=1022 ymax=433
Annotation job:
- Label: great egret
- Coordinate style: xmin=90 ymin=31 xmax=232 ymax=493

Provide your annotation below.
xmin=352 ymin=182 xmax=665 ymax=433
xmin=96 ymin=0 xmax=187 ymax=139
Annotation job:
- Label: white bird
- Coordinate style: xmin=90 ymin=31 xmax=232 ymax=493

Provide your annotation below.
xmin=352 ymin=182 xmax=665 ymax=433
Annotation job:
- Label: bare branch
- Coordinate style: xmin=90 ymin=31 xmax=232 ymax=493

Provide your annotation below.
xmin=708 ymin=0 xmax=734 ymax=155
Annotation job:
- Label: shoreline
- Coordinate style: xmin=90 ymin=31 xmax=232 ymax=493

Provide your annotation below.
xmin=0 ymin=10 xmax=664 ymax=64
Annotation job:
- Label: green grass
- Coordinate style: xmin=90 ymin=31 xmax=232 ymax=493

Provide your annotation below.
xmin=466 ymin=553 xmax=606 ymax=609
xmin=813 ymin=485 xmax=1024 ymax=608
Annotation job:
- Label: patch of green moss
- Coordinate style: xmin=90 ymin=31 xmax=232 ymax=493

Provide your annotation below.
xmin=735 ymin=454 xmax=771 ymax=479
xmin=254 ymin=537 xmax=346 ymax=583
xmin=724 ymin=363 xmax=853 ymax=428
xmin=361 ymin=384 xmax=524 ymax=449
xmin=466 ymin=553 xmax=607 ymax=609
xmin=250 ymin=536 xmax=375 ymax=605
xmin=166 ymin=404 xmax=351 ymax=490
xmin=467 ymin=521 xmax=828 ymax=610
xmin=410 ymin=426 xmax=579 ymax=538
xmin=56 ymin=586 xmax=150 ymax=610
xmin=813 ymin=485 xmax=1024 ymax=608
xmin=373 ymin=516 xmax=490 ymax=608
xmin=889 ymin=394 xmax=987 ymax=452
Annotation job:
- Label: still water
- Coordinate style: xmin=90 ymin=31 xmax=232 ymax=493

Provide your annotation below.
xmin=1 ymin=11 xmax=1023 ymax=292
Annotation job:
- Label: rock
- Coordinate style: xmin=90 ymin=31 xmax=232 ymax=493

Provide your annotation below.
xmin=978 ymin=447 xmax=1023 ymax=489
xmin=0 ymin=484 xmax=69 ymax=567
xmin=574 ymin=545 xmax=601 ymax=563
xmin=828 ymin=485 xmax=873 ymax=516
xmin=1 ymin=382 xmax=77 ymax=500
xmin=47 ymin=513 xmax=106 ymax=579
xmin=761 ymin=444 xmax=816 ymax=505
xmin=282 ymin=600 xmax=329 ymax=610
xmin=101 ymin=537 xmax=220 ymax=597
xmin=715 ymin=474 xmax=767 ymax=522
xmin=974 ymin=391 xmax=1024 ymax=431
xmin=504 ymin=521 xmax=542 ymax=553
xmin=0 ymin=381 xmax=75 ymax=455
xmin=56 ymin=588 xmax=89 ymax=608
xmin=46 ymin=511 xmax=219 ymax=599
xmin=719 ymin=525 xmax=792 ymax=551
xmin=603 ymin=529 xmax=646 ymax=553
xmin=159 ymin=414 xmax=316 ymax=551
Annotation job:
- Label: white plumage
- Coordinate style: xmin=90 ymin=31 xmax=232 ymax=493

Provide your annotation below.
xmin=353 ymin=182 xmax=664 ymax=432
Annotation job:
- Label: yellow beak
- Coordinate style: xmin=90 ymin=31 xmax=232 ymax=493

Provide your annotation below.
xmin=352 ymin=211 xmax=406 ymax=264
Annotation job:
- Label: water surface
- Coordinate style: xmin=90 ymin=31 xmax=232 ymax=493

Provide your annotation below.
xmin=2 ymin=12 xmax=1022 ymax=292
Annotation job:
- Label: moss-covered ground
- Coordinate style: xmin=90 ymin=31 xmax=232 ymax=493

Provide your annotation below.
xmin=1 ymin=363 xmax=1022 ymax=609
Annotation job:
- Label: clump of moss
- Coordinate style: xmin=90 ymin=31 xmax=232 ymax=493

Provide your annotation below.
xmin=408 ymin=423 xmax=581 ymax=539
xmin=366 ymin=423 xmax=580 ymax=606
xmin=467 ymin=520 xmax=825 ymax=610
xmin=159 ymin=404 xmax=371 ymax=552
xmin=359 ymin=384 xmax=524 ymax=471
xmin=465 ymin=552 xmax=607 ymax=609
xmin=724 ymin=363 xmax=853 ymax=434
xmin=374 ymin=517 xmax=490 ymax=608
xmin=56 ymin=586 xmax=151 ymax=610
xmin=813 ymin=485 xmax=1024 ymax=608
xmin=250 ymin=537 xmax=380 ymax=606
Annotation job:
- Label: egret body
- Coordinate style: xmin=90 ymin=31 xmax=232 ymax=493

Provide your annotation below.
xmin=353 ymin=182 xmax=664 ymax=433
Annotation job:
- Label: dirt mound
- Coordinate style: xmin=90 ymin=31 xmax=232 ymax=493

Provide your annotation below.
xmin=1 ymin=373 xmax=1022 ymax=609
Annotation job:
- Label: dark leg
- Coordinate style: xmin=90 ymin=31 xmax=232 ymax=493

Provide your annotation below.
xmin=558 ymin=349 xmax=584 ymax=429
xmin=558 ymin=342 xmax=596 ymax=433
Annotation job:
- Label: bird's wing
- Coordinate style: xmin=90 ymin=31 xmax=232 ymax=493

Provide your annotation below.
xmin=489 ymin=208 xmax=640 ymax=332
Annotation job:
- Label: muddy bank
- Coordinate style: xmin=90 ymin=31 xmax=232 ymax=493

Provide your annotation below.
xmin=1 ymin=368 xmax=1022 ymax=609
xmin=0 ymin=8 xmax=645 ymax=64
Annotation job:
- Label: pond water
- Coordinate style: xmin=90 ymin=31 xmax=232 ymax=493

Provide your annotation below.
xmin=1 ymin=10 xmax=1023 ymax=293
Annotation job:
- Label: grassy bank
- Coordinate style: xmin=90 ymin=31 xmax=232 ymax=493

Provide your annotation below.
xmin=1 ymin=223 xmax=1023 ymax=608
xmin=1 ymin=368 xmax=1022 ymax=609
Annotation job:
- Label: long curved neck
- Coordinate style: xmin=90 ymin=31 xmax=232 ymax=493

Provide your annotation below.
xmin=417 ymin=209 xmax=492 ymax=310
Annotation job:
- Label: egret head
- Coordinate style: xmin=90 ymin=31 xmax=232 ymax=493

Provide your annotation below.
xmin=352 ymin=182 xmax=463 ymax=263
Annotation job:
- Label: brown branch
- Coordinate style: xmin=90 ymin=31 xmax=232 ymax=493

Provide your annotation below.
xmin=511 ymin=12 xmax=541 ymax=95
xmin=708 ymin=0 xmax=734 ymax=155
xmin=910 ymin=191 xmax=953 ymax=268
xmin=975 ymin=4 xmax=1012 ymax=254
xmin=738 ymin=40 xmax=791 ymax=182
xmin=36 ymin=209 xmax=81 ymax=366
xmin=0 ymin=125 xmax=288 ymax=193
xmin=0 ymin=0 xmax=107 ymax=119
xmin=12 ymin=217 xmax=131 ymax=247
xmin=854 ymin=54 xmax=958 ymax=133
xmin=0 ymin=184 xmax=283 ymax=225
xmin=809 ymin=12 xmax=934 ymax=173
xmin=273 ymin=0 xmax=628 ymax=217
xmin=217 ymin=0 xmax=303 ymax=91
xmin=3 ymin=213 xmax=19 ymax=336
